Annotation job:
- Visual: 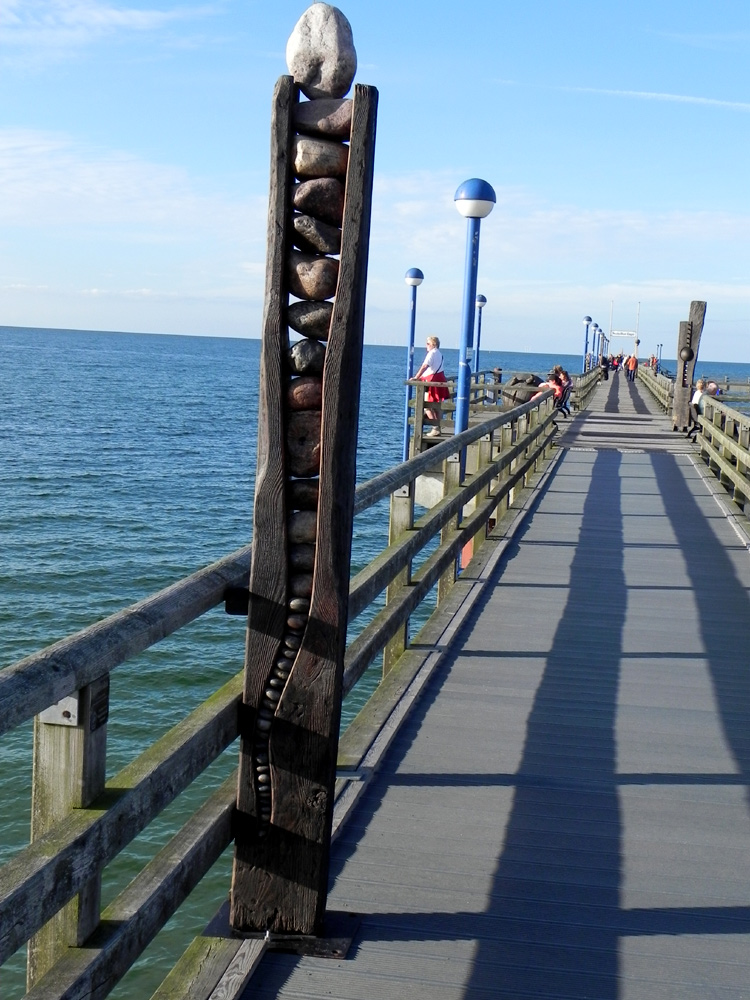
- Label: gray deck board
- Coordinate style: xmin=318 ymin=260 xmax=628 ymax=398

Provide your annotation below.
xmin=242 ymin=376 xmax=750 ymax=999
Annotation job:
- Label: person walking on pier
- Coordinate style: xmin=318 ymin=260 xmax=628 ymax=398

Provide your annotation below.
xmin=626 ymin=354 xmax=638 ymax=381
xmin=415 ymin=336 xmax=449 ymax=437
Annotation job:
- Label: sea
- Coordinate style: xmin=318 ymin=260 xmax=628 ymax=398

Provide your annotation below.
xmin=2 ymin=325 xmax=750 ymax=997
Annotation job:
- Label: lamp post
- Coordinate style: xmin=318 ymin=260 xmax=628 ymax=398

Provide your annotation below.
xmin=592 ymin=323 xmax=599 ymax=361
xmin=402 ymin=267 xmax=424 ymax=461
xmin=454 ymin=178 xmax=496 ymax=438
xmin=582 ymin=315 xmax=592 ymax=372
xmin=473 ymin=294 xmax=487 ymax=376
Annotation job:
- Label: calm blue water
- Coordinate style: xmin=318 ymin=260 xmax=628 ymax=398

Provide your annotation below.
xmin=2 ymin=326 xmax=747 ymax=996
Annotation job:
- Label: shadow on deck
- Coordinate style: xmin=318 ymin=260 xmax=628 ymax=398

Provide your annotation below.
xmin=244 ymin=379 xmax=750 ymax=999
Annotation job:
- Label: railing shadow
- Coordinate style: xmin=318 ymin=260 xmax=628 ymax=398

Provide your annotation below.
xmin=625 ymin=376 xmax=653 ymax=414
xmin=651 ymin=453 xmax=750 ymax=811
xmin=244 ymin=448 xmax=750 ymax=999
xmin=326 ymin=451 xmax=626 ymax=995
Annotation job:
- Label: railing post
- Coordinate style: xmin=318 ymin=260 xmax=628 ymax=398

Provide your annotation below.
xmin=527 ymin=405 xmax=539 ymax=472
xmin=27 ymin=678 xmax=109 ymax=988
xmin=737 ymin=422 xmax=750 ymax=508
xmin=499 ymin=419 xmax=514 ymax=512
xmin=411 ymin=380 xmax=426 ymax=457
xmin=383 ymin=483 xmax=415 ymax=673
xmin=437 ymin=453 xmax=461 ymax=604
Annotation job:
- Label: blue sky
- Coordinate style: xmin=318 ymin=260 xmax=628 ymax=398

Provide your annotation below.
xmin=2 ymin=1 xmax=750 ymax=360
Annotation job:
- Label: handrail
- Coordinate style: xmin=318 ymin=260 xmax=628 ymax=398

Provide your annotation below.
xmin=0 ymin=391 xmax=558 ymax=997
xmin=637 ymin=369 xmax=750 ymax=511
xmin=695 ymin=396 xmax=750 ymax=511
xmin=0 ymin=548 xmax=251 ymax=738
xmin=637 ymin=366 xmax=674 ymax=412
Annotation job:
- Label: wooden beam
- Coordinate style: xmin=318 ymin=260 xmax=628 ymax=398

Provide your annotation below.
xmin=231 ymin=83 xmax=379 ymax=935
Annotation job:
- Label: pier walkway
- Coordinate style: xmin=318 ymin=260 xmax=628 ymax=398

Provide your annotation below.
xmin=245 ymin=374 xmax=750 ymax=999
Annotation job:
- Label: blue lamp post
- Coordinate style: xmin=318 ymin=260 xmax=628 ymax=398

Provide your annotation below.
xmin=454 ymin=179 xmax=496 ymax=438
xmin=473 ymin=294 xmax=487 ymax=376
xmin=402 ymin=267 xmax=424 ymax=461
xmin=582 ymin=315 xmax=592 ymax=372
xmin=592 ymin=323 xmax=600 ymax=361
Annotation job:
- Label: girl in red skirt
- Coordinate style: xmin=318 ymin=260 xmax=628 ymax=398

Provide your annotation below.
xmin=415 ymin=336 xmax=449 ymax=437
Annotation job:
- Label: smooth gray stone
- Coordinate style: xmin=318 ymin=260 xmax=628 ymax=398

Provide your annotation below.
xmin=288 ymin=250 xmax=339 ymax=301
xmin=288 ymin=337 xmax=326 ymax=376
xmin=289 ymin=543 xmax=316 ymax=571
xmin=286 ymin=4 xmax=357 ymax=100
xmin=292 ymin=178 xmax=345 ymax=226
xmin=288 ymin=300 xmax=333 ymax=340
xmin=293 ymin=214 xmax=341 ymax=255
xmin=289 ymin=573 xmax=313 ymax=599
xmin=293 ymin=136 xmax=349 ymax=178
xmin=287 ymin=478 xmax=319 ymax=511
xmin=289 ymin=597 xmax=311 ymax=612
xmin=293 ymin=97 xmax=353 ymax=138
xmin=287 ymin=376 xmax=323 ymax=411
xmin=286 ymin=410 xmax=322 ymax=478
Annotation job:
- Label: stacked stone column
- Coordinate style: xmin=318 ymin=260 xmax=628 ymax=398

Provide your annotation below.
xmin=252 ymin=3 xmax=357 ymax=833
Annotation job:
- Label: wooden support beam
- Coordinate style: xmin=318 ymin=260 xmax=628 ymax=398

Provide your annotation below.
xmin=27 ymin=677 xmax=109 ymax=988
xmin=231 ymin=81 xmax=378 ymax=936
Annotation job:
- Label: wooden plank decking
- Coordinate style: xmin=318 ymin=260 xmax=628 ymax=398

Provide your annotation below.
xmin=242 ymin=374 xmax=750 ymax=999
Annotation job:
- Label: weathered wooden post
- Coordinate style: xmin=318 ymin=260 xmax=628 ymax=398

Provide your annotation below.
xmin=27 ymin=678 xmax=109 ymax=987
xmin=230 ymin=4 xmax=377 ymax=937
xmin=672 ymin=300 xmax=707 ymax=431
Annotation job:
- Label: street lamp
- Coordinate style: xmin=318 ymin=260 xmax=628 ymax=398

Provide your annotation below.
xmin=582 ymin=315 xmax=592 ymax=372
xmin=454 ymin=178 xmax=496 ymax=438
xmin=402 ymin=267 xmax=424 ymax=461
xmin=592 ymin=323 xmax=600 ymax=360
xmin=473 ymin=294 xmax=487 ymax=376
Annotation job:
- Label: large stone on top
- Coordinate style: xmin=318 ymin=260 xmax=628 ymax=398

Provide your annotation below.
xmin=293 ymin=136 xmax=348 ymax=179
xmin=293 ymin=178 xmax=345 ymax=227
xmin=286 ymin=4 xmax=357 ymax=100
xmin=288 ymin=250 xmax=338 ymax=300
xmin=288 ymin=300 xmax=333 ymax=340
xmin=293 ymin=98 xmax=352 ymax=138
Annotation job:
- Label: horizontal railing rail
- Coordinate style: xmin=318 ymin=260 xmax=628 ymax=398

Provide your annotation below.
xmin=0 ymin=391 xmax=558 ymax=999
xmin=638 ymin=366 xmax=675 ymax=412
xmin=695 ymin=396 xmax=750 ymax=511
xmin=571 ymin=368 xmax=601 ymax=410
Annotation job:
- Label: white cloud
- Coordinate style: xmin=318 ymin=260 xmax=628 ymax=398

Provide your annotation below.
xmin=0 ymin=0 xmax=215 ymax=53
xmin=0 ymin=128 xmax=264 ymax=236
xmin=562 ymin=85 xmax=750 ymax=114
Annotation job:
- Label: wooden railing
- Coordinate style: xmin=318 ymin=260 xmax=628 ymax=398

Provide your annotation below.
xmin=637 ymin=366 xmax=675 ymax=411
xmin=636 ymin=368 xmax=750 ymax=512
xmin=407 ymin=370 xmax=499 ymax=456
xmin=694 ymin=396 xmax=750 ymax=512
xmin=0 ymin=391 xmax=557 ymax=1000
xmin=571 ymin=368 xmax=601 ymax=411
xmin=407 ymin=368 xmax=600 ymax=458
